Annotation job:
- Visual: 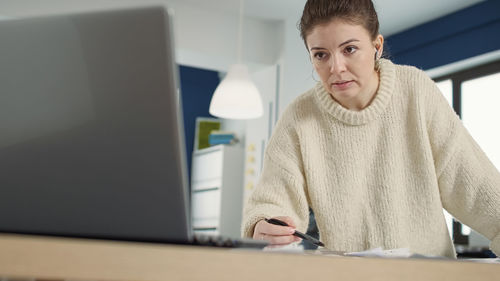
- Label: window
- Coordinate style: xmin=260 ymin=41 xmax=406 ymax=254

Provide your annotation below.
xmin=462 ymin=72 xmax=500 ymax=170
xmin=435 ymin=79 xmax=453 ymax=108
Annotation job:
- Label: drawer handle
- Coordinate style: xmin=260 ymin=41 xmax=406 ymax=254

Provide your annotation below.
xmin=193 ymin=187 xmax=219 ymax=193
xmin=193 ymin=227 xmax=218 ymax=231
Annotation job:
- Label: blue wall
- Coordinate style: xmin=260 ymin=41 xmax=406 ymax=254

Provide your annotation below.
xmin=385 ymin=0 xmax=500 ymax=70
xmin=178 ymin=65 xmax=220 ymax=181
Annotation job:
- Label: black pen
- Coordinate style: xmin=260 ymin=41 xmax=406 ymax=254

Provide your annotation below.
xmin=265 ymin=218 xmax=325 ymax=247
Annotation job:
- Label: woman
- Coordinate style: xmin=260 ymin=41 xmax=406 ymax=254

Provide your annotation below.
xmin=241 ymin=0 xmax=500 ymax=258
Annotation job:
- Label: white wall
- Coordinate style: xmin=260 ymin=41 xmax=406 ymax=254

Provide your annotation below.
xmin=0 ymin=0 xmax=284 ymax=72
xmin=278 ymin=15 xmax=316 ymax=117
xmin=171 ymin=1 xmax=283 ymax=72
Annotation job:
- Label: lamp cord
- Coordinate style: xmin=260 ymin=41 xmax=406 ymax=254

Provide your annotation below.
xmin=236 ymin=0 xmax=244 ymax=63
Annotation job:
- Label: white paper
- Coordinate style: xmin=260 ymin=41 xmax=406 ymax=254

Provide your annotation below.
xmin=345 ymin=247 xmax=412 ymax=258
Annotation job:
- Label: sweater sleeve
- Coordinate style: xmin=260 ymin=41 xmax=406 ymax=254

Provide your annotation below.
xmin=241 ymin=113 xmax=310 ymax=238
xmin=423 ymin=72 xmax=500 ymax=255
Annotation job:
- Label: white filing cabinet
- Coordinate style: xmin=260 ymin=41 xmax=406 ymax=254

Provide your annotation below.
xmin=191 ymin=145 xmax=244 ymax=238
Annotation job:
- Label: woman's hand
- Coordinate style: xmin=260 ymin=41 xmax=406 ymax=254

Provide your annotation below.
xmin=253 ymin=216 xmax=302 ymax=245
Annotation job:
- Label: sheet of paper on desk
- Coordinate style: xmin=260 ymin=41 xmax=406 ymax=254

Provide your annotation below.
xmin=462 ymin=258 xmax=500 ymax=263
xmin=345 ymin=247 xmax=412 ymax=258
xmin=263 ymin=245 xmax=413 ymax=257
xmin=261 ymin=245 xmax=499 ymax=262
xmin=263 ymin=242 xmax=305 ymax=253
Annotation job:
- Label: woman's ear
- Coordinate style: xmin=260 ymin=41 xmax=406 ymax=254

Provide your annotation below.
xmin=374 ymin=34 xmax=384 ymax=59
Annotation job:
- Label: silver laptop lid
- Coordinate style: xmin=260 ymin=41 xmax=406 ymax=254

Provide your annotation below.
xmin=0 ymin=6 xmax=192 ymax=243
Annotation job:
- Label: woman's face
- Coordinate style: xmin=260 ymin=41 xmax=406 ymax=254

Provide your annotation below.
xmin=306 ymin=19 xmax=383 ymax=110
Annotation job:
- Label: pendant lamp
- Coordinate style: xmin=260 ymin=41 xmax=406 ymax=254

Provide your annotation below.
xmin=209 ymin=0 xmax=263 ymax=119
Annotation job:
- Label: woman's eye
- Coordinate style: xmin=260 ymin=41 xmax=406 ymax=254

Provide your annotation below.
xmin=344 ymin=46 xmax=358 ymax=54
xmin=314 ymin=52 xmax=327 ymax=60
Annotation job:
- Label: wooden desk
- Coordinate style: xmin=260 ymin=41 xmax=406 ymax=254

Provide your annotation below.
xmin=0 ymin=234 xmax=498 ymax=281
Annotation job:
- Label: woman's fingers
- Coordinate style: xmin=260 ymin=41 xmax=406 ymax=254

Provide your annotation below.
xmin=263 ymin=221 xmax=295 ymax=236
xmin=253 ymin=216 xmax=301 ymax=245
xmin=264 ymin=236 xmax=302 ymax=247
xmin=273 ymin=216 xmax=297 ymax=228
xmin=263 ymin=233 xmax=301 ymax=245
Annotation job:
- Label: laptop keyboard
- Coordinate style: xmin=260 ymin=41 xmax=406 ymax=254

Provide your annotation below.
xmin=192 ymin=234 xmax=268 ymax=249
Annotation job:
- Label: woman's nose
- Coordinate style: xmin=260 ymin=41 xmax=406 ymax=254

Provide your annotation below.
xmin=329 ymin=56 xmax=347 ymax=74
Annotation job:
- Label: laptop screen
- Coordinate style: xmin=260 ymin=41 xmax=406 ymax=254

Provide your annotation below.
xmin=0 ymin=6 xmax=192 ymax=243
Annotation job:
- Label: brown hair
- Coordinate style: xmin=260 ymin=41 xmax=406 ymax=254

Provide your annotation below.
xmin=299 ymin=0 xmax=380 ymax=48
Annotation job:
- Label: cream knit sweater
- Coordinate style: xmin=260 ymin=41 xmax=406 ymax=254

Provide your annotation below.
xmin=242 ymin=59 xmax=500 ymax=258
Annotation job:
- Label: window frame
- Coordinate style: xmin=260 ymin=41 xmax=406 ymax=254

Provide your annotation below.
xmin=434 ymin=59 xmax=500 ymax=117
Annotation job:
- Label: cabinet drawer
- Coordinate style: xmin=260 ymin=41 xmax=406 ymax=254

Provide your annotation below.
xmin=191 ymin=189 xmax=221 ymax=228
xmin=191 ymin=150 xmax=223 ymax=182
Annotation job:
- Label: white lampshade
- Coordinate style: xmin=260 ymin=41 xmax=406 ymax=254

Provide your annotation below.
xmin=209 ymin=64 xmax=263 ymax=119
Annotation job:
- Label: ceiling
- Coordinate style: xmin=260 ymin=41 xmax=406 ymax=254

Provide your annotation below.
xmin=173 ymin=0 xmax=484 ymax=36
xmin=0 ymin=0 xmax=485 ymax=35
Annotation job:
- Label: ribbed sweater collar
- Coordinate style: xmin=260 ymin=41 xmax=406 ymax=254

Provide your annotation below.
xmin=314 ymin=58 xmax=396 ymax=125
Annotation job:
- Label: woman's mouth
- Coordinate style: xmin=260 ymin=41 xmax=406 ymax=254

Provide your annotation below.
xmin=332 ymin=80 xmax=353 ymax=90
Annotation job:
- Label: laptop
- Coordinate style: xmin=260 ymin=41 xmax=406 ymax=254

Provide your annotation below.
xmin=0 ymin=5 xmax=265 ymax=248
